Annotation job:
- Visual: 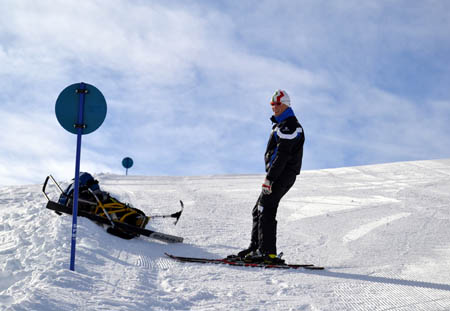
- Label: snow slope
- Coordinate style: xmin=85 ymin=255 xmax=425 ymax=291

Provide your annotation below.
xmin=1 ymin=159 xmax=450 ymax=310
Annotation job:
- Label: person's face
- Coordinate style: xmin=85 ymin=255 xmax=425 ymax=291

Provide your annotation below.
xmin=271 ymin=101 xmax=288 ymax=117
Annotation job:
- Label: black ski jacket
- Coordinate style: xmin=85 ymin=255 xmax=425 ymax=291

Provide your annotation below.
xmin=264 ymin=107 xmax=304 ymax=182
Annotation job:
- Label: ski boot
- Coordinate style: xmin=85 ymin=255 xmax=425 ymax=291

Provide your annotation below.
xmin=243 ymin=250 xmax=285 ymax=265
xmin=263 ymin=254 xmax=285 ymax=265
xmin=227 ymin=245 xmax=257 ymax=261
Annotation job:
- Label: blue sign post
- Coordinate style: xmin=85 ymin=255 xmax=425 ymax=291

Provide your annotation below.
xmin=55 ymin=82 xmax=107 ymax=271
xmin=122 ymin=157 xmax=134 ymax=176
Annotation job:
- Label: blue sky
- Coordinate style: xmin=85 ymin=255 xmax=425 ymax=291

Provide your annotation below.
xmin=1 ymin=0 xmax=449 ymax=185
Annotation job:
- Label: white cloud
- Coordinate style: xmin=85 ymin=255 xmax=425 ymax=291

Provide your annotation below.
xmin=0 ymin=0 xmax=449 ymax=185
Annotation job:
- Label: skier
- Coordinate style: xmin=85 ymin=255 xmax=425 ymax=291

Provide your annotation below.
xmin=237 ymin=90 xmax=305 ymax=264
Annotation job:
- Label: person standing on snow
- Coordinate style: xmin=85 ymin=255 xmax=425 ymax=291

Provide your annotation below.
xmin=237 ymin=89 xmax=305 ymax=264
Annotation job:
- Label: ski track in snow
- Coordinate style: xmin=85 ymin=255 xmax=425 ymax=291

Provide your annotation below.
xmin=1 ymin=159 xmax=450 ymax=310
xmin=342 ymin=212 xmax=411 ymax=244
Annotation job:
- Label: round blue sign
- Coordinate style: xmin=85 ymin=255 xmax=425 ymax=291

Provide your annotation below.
xmin=55 ymin=82 xmax=107 ymax=135
xmin=122 ymin=157 xmax=134 ymax=169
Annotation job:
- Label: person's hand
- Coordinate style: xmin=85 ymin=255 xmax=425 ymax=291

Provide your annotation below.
xmin=262 ymin=179 xmax=272 ymax=195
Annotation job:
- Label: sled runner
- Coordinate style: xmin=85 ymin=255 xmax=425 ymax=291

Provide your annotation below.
xmin=42 ymin=173 xmax=184 ymax=243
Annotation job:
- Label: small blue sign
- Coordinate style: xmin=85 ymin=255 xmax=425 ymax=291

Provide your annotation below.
xmin=122 ymin=157 xmax=133 ymax=176
xmin=55 ymin=83 xmax=107 ymax=135
xmin=122 ymin=157 xmax=134 ymax=169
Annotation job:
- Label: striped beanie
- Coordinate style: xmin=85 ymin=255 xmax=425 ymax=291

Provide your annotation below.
xmin=271 ymin=89 xmax=290 ymax=106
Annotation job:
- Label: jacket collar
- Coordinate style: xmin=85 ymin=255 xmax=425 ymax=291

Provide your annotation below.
xmin=271 ymin=107 xmax=295 ymax=123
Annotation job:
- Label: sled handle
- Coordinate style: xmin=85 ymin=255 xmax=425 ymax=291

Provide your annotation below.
xmin=42 ymin=175 xmax=65 ymax=201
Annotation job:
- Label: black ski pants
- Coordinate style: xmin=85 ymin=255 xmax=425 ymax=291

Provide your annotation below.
xmin=250 ymin=172 xmax=297 ymax=255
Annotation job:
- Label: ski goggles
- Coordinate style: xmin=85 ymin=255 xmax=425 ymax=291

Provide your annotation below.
xmin=270 ymin=101 xmax=283 ymax=106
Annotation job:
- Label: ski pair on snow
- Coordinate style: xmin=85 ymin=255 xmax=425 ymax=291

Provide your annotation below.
xmin=165 ymin=253 xmax=324 ymax=270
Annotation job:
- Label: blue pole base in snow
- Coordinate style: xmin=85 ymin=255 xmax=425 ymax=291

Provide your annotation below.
xmin=69 ymin=131 xmax=82 ymax=271
xmin=69 ymin=82 xmax=86 ymax=271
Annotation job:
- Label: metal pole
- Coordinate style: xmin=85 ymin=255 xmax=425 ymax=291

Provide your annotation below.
xmin=70 ymin=82 xmax=87 ymax=271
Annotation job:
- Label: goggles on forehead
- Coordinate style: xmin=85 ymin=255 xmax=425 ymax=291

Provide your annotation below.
xmin=270 ymin=101 xmax=283 ymax=106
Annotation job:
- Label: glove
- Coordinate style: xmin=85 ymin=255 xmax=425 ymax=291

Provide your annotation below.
xmin=262 ymin=178 xmax=273 ymax=195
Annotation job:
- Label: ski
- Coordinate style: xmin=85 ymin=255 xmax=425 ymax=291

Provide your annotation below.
xmin=46 ymin=200 xmax=184 ymax=243
xmin=165 ymin=253 xmax=324 ymax=270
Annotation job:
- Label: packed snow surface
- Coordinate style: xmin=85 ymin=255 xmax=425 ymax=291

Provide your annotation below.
xmin=1 ymin=159 xmax=450 ymax=310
